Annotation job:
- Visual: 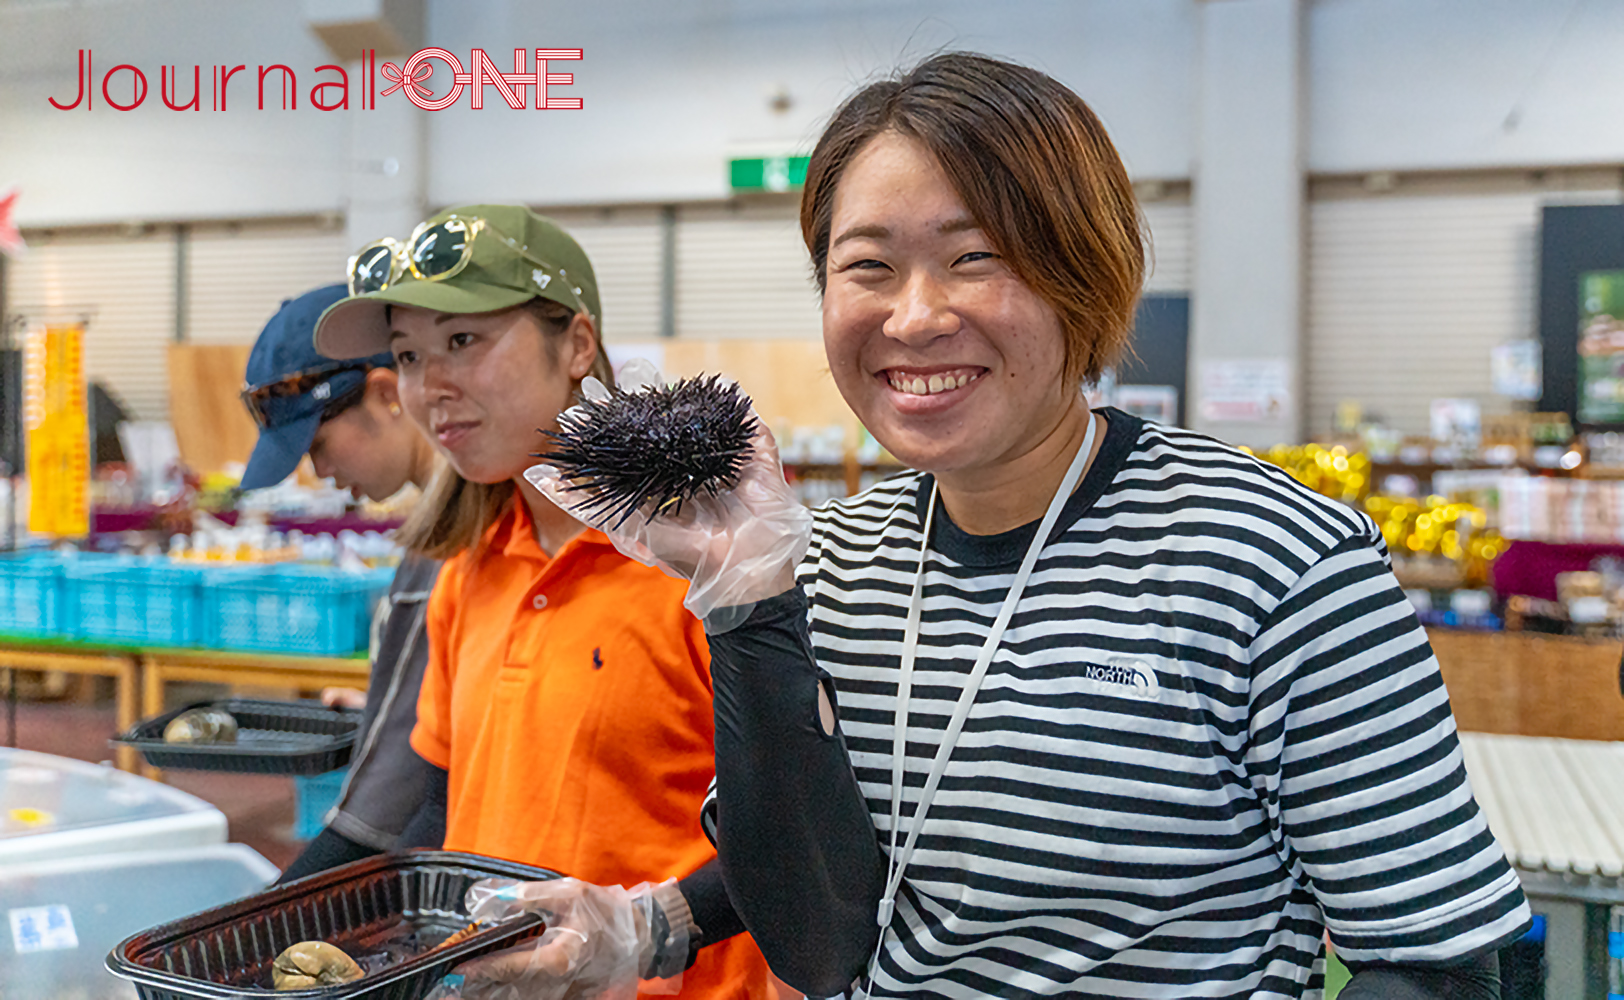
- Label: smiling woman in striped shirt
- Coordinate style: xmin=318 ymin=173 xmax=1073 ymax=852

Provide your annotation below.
xmin=534 ymin=52 xmax=1531 ymax=1000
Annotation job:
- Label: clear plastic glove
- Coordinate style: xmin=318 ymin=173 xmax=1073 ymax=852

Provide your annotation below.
xmin=526 ymin=370 xmax=812 ymax=634
xmin=423 ymin=877 xmax=682 ymax=1000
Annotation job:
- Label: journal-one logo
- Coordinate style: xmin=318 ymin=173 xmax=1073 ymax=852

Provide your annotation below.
xmin=47 ymin=48 xmax=583 ymax=112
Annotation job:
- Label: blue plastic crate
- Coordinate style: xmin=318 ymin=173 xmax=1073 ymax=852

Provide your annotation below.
xmin=0 ymin=552 xmax=65 ymax=636
xmin=65 ymin=558 xmax=205 ymax=647
xmin=203 ymin=565 xmax=392 ymax=656
xmin=292 ymin=767 xmax=348 ymax=840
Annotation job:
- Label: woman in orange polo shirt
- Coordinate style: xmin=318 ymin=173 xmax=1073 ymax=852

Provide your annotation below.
xmin=314 ymin=204 xmax=772 ymax=998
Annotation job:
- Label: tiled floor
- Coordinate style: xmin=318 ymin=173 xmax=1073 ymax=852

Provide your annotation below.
xmin=5 ymin=695 xmax=304 ymax=870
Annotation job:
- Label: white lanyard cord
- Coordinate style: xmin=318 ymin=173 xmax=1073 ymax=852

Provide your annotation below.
xmin=873 ymin=412 xmax=1100 ymax=949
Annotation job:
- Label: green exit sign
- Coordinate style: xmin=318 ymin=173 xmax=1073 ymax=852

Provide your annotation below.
xmin=730 ymin=155 xmax=809 ymax=192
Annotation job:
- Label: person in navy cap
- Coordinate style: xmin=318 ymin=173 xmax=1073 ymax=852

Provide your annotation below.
xmin=240 ymin=284 xmax=436 ymax=498
xmin=240 ymin=284 xmax=446 ymax=880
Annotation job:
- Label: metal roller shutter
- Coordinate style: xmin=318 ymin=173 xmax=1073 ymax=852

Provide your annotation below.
xmin=543 ymin=207 xmax=663 ymax=342
xmin=673 ymin=198 xmax=1192 ymax=342
xmin=1306 ymin=179 xmax=1622 ymax=437
xmin=186 ymin=227 xmax=350 ymax=346
xmin=4 ymin=232 xmax=174 ymax=421
xmin=675 ymin=202 xmax=820 ymax=340
xmin=1142 ymin=198 xmax=1192 ymax=293
xmin=1307 ymin=190 xmax=1540 ymax=437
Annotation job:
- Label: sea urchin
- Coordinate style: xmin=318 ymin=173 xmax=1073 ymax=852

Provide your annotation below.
xmin=536 ymin=374 xmax=756 ymax=527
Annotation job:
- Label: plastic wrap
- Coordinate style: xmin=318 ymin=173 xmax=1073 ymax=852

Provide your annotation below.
xmin=422 ymin=877 xmax=684 ymax=1000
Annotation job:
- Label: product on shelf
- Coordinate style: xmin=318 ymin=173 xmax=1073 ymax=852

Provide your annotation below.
xmin=1364 ymin=494 xmax=1506 ymax=590
xmin=1250 ymin=443 xmax=1370 ymax=503
xmin=1499 ymin=477 xmax=1624 ymax=543
xmin=167 ymin=522 xmax=402 ymax=568
xmin=1250 ymin=443 xmax=1508 ymax=592
xmin=777 ymin=423 xmax=849 ymax=466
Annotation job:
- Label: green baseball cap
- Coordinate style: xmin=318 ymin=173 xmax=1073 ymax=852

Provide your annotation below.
xmin=314 ymin=203 xmax=602 ymax=360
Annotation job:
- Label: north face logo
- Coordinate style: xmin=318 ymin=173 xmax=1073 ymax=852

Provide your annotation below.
xmin=1082 ymin=660 xmax=1158 ymax=693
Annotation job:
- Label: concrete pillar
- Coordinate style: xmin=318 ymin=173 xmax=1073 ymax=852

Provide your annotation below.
xmin=1189 ymin=0 xmax=1304 ymax=448
xmin=343 ymin=67 xmax=425 ymax=263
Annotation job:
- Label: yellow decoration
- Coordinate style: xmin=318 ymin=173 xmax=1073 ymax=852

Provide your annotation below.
xmin=25 ymin=324 xmax=89 ymax=537
xmin=1253 ymin=443 xmax=1507 ymax=587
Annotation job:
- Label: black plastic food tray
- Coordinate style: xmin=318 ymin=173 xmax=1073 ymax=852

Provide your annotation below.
xmin=112 ymin=698 xmax=363 ymax=775
xmin=107 ymin=851 xmax=556 ymax=1000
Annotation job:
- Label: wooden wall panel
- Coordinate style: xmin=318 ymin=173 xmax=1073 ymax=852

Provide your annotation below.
xmin=660 ymin=340 xmax=858 ymax=435
xmin=168 ymin=344 xmax=256 ymax=475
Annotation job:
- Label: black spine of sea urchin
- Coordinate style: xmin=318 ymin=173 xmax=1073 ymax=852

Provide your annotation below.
xmin=535 ymin=374 xmax=756 ymax=528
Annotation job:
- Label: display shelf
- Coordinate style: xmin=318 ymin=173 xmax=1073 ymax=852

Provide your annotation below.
xmin=1574 ymin=464 xmax=1624 ymax=479
xmin=785 ymin=458 xmax=910 ymax=496
xmin=1367 ymin=460 xmax=1579 ymax=489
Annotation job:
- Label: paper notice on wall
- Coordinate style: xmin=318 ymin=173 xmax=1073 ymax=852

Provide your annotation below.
xmin=1491 ymin=340 xmax=1542 ymax=401
xmin=1198 ymin=359 xmax=1290 ymax=423
xmin=1430 ymin=398 xmax=1482 ymax=445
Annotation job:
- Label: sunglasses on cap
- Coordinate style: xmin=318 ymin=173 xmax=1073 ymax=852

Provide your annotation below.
xmin=241 ymin=363 xmax=370 ymax=430
xmin=347 ymin=214 xmax=590 ymax=313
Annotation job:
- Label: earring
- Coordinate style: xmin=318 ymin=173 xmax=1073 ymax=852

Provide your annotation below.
xmin=389 ymin=404 xmax=401 ymax=416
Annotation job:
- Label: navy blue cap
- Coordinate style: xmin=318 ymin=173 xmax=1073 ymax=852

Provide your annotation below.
xmin=240 ymin=284 xmax=396 ymax=490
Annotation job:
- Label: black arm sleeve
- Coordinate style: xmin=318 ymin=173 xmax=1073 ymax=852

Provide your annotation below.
xmin=638 ymin=858 xmax=747 ymax=977
xmin=678 ymin=857 xmax=745 ymax=949
xmin=1339 ymin=950 xmax=1500 ymax=1000
xmin=275 ymin=826 xmax=380 ymax=884
xmin=706 ymin=589 xmax=887 ymax=997
xmin=395 ymin=763 xmax=447 ymax=850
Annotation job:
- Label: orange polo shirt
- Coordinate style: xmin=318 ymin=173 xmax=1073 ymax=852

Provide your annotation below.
xmin=412 ymin=499 xmax=771 ymax=998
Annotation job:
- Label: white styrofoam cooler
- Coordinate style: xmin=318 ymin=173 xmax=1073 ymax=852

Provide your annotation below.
xmin=0 ymin=748 xmax=226 ymax=864
xmin=1 ymin=843 xmax=278 ymax=1000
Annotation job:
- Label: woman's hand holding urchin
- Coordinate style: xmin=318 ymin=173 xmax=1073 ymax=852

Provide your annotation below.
xmin=526 ymin=365 xmax=810 ymax=628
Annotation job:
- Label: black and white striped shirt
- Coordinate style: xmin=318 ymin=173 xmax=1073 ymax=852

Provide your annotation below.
xmin=712 ymin=409 xmax=1529 ymax=999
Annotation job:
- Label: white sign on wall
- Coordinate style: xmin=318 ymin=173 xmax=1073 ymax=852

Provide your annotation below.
xmin=1198 ymin=359 xmax=1291 ymax=423
xmin=1491 ymin=340 xmax=1542 ymax=401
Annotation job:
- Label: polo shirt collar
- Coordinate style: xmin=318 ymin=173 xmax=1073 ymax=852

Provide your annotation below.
xmin=487 ymin=496 xmax=616 ymax=562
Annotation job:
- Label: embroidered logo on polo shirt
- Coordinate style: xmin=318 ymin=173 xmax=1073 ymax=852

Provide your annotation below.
xmin=1080 ymin=659 xmax=1160 ymax=698
xmin=591 ymin=647 xmax=603 ymax=670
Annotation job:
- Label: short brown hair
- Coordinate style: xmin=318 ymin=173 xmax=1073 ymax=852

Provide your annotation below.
xmin=800 ymin=52 xmax=1145 ymax=384
xmin=397 ymin=298 xmax=614 ymax=559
